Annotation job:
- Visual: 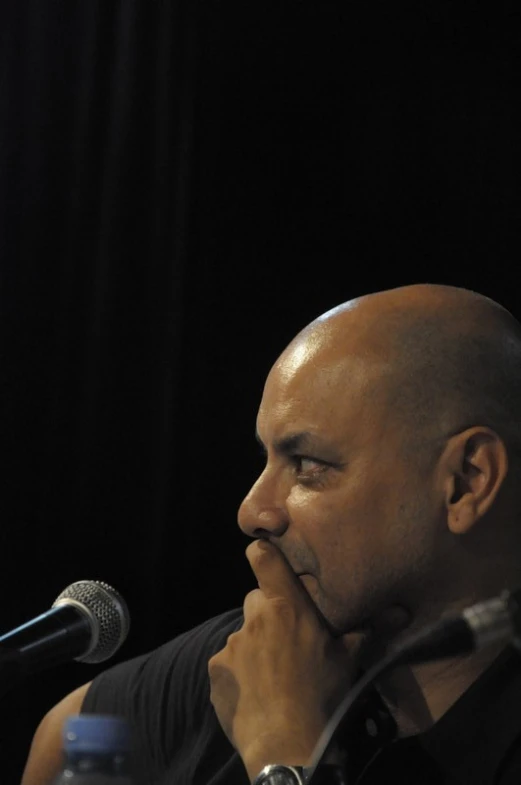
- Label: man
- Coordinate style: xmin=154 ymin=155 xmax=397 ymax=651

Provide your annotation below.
xmin=21 ymin=284 xmax=521 ymax=784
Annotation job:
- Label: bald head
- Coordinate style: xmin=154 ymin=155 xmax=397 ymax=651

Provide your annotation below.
xmin=242 ymin=283 xmax=521 ymax=632
xmin=281 ymin=283 xmax=521 ymax=466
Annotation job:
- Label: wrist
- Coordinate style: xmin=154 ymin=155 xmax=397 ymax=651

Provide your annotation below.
xmin=244 ymin=750 xmax=310 ymax=783
xmin=242 ymin=729 xmax=321 ymax=781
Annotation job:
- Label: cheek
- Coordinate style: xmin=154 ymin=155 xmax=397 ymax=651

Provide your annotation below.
xmin=287 ymin=485 xmax=379 ymax=569
xmin=287 ymin=473 xmax=408 ymax=584
xmin=287 ymin=486 xmax=346 ymax=536
xmin=286 ymin=485 xmax=402 ymax=631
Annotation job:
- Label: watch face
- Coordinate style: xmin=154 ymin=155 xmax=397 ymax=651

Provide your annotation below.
xmin=254 ymin=764 xmax=305 ymax=785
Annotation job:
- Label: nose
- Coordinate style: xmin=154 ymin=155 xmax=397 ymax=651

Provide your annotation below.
xmin=238 ymin=468 xmax=289 ymax=539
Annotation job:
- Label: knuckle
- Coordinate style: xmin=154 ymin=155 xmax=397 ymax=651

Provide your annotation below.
xmin=252 ymin=595 xmax=298 ymax=623
xmin=207 ymin=652 xmax=219 ymax=675
xmin=243 ymin=596 xmax=296 ymax=631
xmin=270 ymin=596 xmax=297 ymax=621
xmin=225 ymin=630 xmax=239 ymax=649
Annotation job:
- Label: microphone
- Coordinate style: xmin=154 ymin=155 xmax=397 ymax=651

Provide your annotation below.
xmin=0 ymin=580 xmax=130 ymax=694
xmin=389 ymin=587 xmax=521 ymax=666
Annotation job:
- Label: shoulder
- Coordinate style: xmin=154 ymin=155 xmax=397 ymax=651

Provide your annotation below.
xmin=82 ymin=608 xmax=244 ymax=782
xmin=82 ymin=606 xmax=243 ymax=716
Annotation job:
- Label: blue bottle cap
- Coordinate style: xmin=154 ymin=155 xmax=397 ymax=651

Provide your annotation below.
xmin=63 ymin=714 xmax=131 ymax=755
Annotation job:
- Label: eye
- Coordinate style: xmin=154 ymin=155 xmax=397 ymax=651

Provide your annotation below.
xmin=291 ymin=455 xmax=329 ymax=480
xmin=296 ymin=456 xmax=321 ymax=471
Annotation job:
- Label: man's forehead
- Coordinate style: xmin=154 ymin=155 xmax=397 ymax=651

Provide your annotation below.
xmin=256 ymin=345 xmax=388 ymax=441
xmin=273 ymin=331 xmax=326 ymax=382
xmin=269 ymin=336 xmax=383 ymax=398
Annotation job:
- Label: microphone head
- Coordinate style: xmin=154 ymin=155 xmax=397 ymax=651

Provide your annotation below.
xmin=52 ymin=580 xmax=130 ymax=664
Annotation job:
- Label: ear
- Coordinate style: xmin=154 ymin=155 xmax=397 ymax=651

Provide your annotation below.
xmin=441 ymin=426 xmax=509 ymax=535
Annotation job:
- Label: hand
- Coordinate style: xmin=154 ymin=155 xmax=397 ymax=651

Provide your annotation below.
xmin=208 ymin=540 xmax=401 ymax=780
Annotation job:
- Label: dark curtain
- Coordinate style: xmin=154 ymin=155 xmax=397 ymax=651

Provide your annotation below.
xmin=1 ymin=1 xmax=520 ymax=781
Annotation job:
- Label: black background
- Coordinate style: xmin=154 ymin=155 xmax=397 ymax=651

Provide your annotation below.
xmin=1 ymin=1 xmax=520 ymax=781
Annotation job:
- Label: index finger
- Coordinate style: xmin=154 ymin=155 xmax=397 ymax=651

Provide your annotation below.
xmin=245 ymin=539 xmax=305 ymax=600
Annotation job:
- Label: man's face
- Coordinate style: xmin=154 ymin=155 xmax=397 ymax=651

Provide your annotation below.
xmin=237 ymin=335 xmax=444 ymax=635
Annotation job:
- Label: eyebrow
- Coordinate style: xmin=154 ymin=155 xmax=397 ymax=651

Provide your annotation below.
xmin=255 ymin=429 xmax=336 ymax=457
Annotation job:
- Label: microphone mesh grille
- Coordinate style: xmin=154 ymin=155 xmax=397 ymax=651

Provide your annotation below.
xmin=52 ymin=580 xmax=130 ymax=664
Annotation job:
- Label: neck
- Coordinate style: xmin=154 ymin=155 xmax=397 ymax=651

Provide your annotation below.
xmin=375 ymin=640 xmax=506 ymax=737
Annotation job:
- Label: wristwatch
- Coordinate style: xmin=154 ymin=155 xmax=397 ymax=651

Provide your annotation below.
xmin=252 ymin=764 xmax=345 ymax=785
xmin=253 ymin=765 xmax=305 ymax=785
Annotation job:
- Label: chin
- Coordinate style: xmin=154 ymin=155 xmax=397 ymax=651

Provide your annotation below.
xmin=299 ymin=591 xmax=341 ymax=636
xmin=320 ymin=602 xmax=396 ymax=641
xmin=302 ymin=579 xmax=384 ymax=638
xmin=312 ymin=600 xmax=364 ymax=638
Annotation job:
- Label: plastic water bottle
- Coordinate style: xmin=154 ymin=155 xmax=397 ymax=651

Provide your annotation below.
xmin=53 ymin=714 xmax=135 ymax=785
